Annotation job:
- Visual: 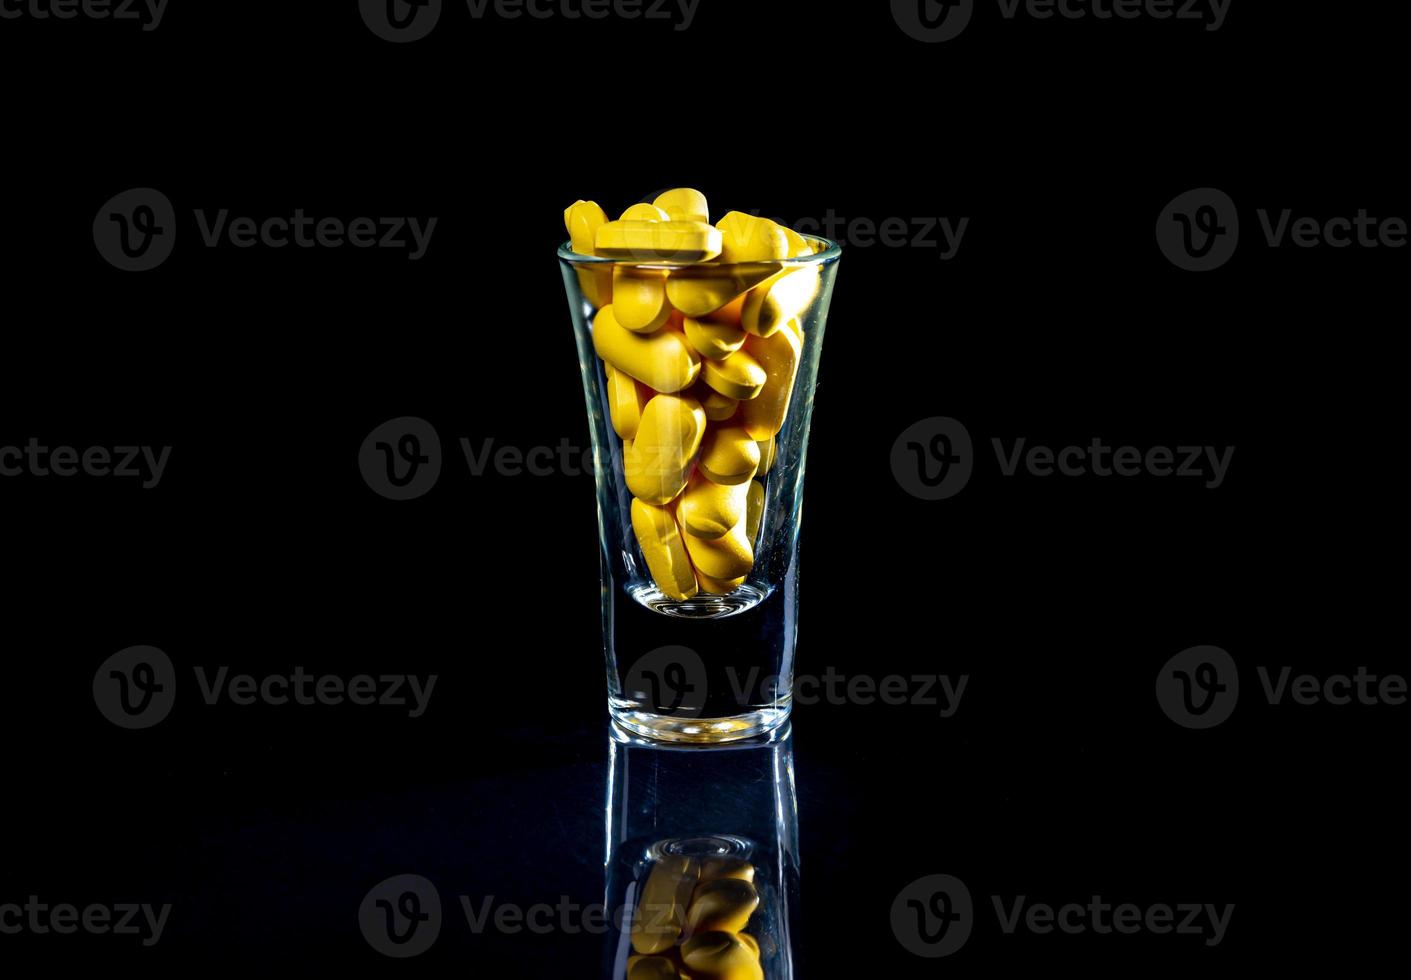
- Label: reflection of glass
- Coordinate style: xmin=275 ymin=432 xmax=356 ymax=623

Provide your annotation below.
xmin=560 ymin=240 xmax=842 ymax=743
xmin=603 ymin=722 xmax=799 ymax=978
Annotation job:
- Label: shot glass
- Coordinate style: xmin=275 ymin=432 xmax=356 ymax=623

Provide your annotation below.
xmin=604 ymin=721 xmax=799 ymax=978
xmin=559 ymin=235 xmax=841 ymax=742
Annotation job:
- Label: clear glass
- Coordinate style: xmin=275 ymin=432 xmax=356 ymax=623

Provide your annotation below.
xmin=603 ymin=721 xmax=799 ymax=978
xmin=560 ymin=238 xmax=841 ymax=743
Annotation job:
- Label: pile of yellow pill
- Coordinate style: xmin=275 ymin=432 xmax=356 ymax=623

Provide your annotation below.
xmin=628 ymin=854 xmax=764 ymax=980
xmin=564 ymin=189 xmax=821 ymax=600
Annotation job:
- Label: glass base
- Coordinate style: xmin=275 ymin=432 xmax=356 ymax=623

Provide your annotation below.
xmin=609 ymin=703 xmax=792 ymax=744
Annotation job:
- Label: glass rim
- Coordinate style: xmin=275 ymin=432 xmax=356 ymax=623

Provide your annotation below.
xmin=557 ymin=233 xmax=842 ymax=270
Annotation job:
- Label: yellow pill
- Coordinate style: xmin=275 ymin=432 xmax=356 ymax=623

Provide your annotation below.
xmin=683 ymin=294 xmax=747 ymax=361
xmin=564 ymin=199 xmax=608 ymax=254
xmin=678 ymin=472 xmax=748 ymax=540
xmin=596 ymin=220 xmax=723 ymax=263
xmin=621 ymin=202 xmax=671 ymax=222
xmin=665 ymin=264 xmax=780 ymax=318
xmin=631 ymin=499 xmax=698 ymax=601
xmin=717 ymin=211 xmax=790 ymax=263
xmin=653 ymin=187 xmax=710 ymax=224
xmin=681 ymin=933 xmax=764 ymax=980
xmin=627 ymin=955 xmax=680 ymax=980
xmin=700 ymin=858 xmax=755 ymax=884
xmin=606 ymin=364 xmax=651 ymax=441
xmin=698 ymin=425 xmax=760 ymax=486
xmin=696 ymin=571 xmax=746 ymax=594
xmin=702 ymin=349 xmax=766 ymax=402
xmin=782 ymin=225 xmax=811 ymax=257
xmin=746 ymin=480 xmax=765 ymax=544
xmin=564 ymin=199 xmax=613 ymax=307
xmin=593 ymin=306 xmax=701 ymax=393
xmin=626 ymin=394 xmax=707 ymax=505
xmin=683 ymin=513 xmax=753 ymax=581
xmin=741 ymin=265 xmax=821 ymax=338
xmin=696 ymin=386 xmax=739 ymax=422
xmin=613 ymin=267 xmax=673 ymax=333
xmin=686 ymin=878 xmax=759 ymax=936
xmin=632 ymin=855 xmax=700 ymax=955
xmin=738 ymin=323 xmax=802 ymax=440
xmin=755 ymin=437 xmax=776 ymax=476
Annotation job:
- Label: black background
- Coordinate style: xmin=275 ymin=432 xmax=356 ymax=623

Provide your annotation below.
xmin=1 ymin=0 xmax=1403 ymax=973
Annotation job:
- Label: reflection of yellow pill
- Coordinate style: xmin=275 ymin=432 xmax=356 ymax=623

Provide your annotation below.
xmin=596 ymin=220 xmax=723 ymax=263
xmin=681 ymin=932 xmax=764 ymax=980
xmin=739 ymin=323 xmax=802 ymax=440
xmin=627 ymin=955 xmax=680 ymax=980
xmin=653 ymin=187 xmax=710 ymax=224
xmin=683 ymin=514 xmax=753 ymax=581
xmin=741 ymin=266 xmax=820 ymax=338
xmin=620 ymin=202 xmax=671 ymax=222
xmin=606 ymin=365 xmax=651 ymax=441
xmin=702 ymin=350 xmax=766 ymax=402
xmin=631 ymin=499 xmax=698 ymax=601
xmin=700 ymin=858 xmax=755 ymax=884
xmin=698 ymin=426 xmax=760 ymax=486
xmin=625 ymin=395 xmax=706 ymax=505
xmin=686 ymin=878 xmax=759 ymax=936
xmin=746 ymin=480 xmax=765 ymax=544
xmin=632 ymin=855 xmax=699 ymax=955
xmin=593 ymin=306 xmax=700 ymax=393
xmin=755 ymin=436 xmax=776 ymax=476
xmin=612 ymin=267 xmax=673 ymax=333
xmin=678 ymin=472 xmax=748 ymax=540
xmin=717 ymin=211 xmax=790 ymax=263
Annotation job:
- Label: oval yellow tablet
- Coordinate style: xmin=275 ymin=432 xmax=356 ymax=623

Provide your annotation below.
xmin=564 ymin=199 xmax=613 ymax=307
xmin=683 ymin=294 xmax=748 ymax=361
xmin=593 ymin=306 xmax=700 ymax=393
xmin=681 ymin=932 xmax=764 ymax=980
xmin=682 ymin=513 xmax=753 ymax=581
xmin=698 ymin=425 xmax=760 ymax=486
xmin=755 ymin=436 xmax=776 ymax=476
xmin=782 ymin=225 xmax=811 ymax=257
xmin=741 ymin=265 xmax=821 ymax=337
xmin=631 ymin=499 xmax=698 ymax=601
xmin=596 ymin=220 xmax=723 ymax=263
xmin=695 ymin=571 xmax=746 ymax=594
xmin=626 ymin=394 xmax=707 ymax=504
xmin=738 ymin=323 xmax=802 ymax=440
xmin=627 ymin=956 xmax=681 ymax=980
xmin=700 ymin=858 xmax=755 ymax=884
xmin=653 ymin=187 xmax=709 ymax=224
xmin=695 ymin=385 xmax=739 ymax=422
xmin=606 ymin=364 xmax=651 ymax=441
xmin=746 ymin=480 xmax=765 ymax=544
xmin=717 ymin=211 xmax=790 ymax=263
xmin=632 ymin=855 xmax=699 ymax=954
xmin=685 ymin=878 xmax=759 ymax=936
xmin=612 ymin=266 xmax=673 ymax=333
xmin=702 ymin=349 xmax=766 ymax=402
xmin=620 ymin=202 xmax=671 ymax=222
xmin=665 ymin=264 xmax=780 ymax=318
xmin=678 ymin=472 xmax=748 ymax=540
